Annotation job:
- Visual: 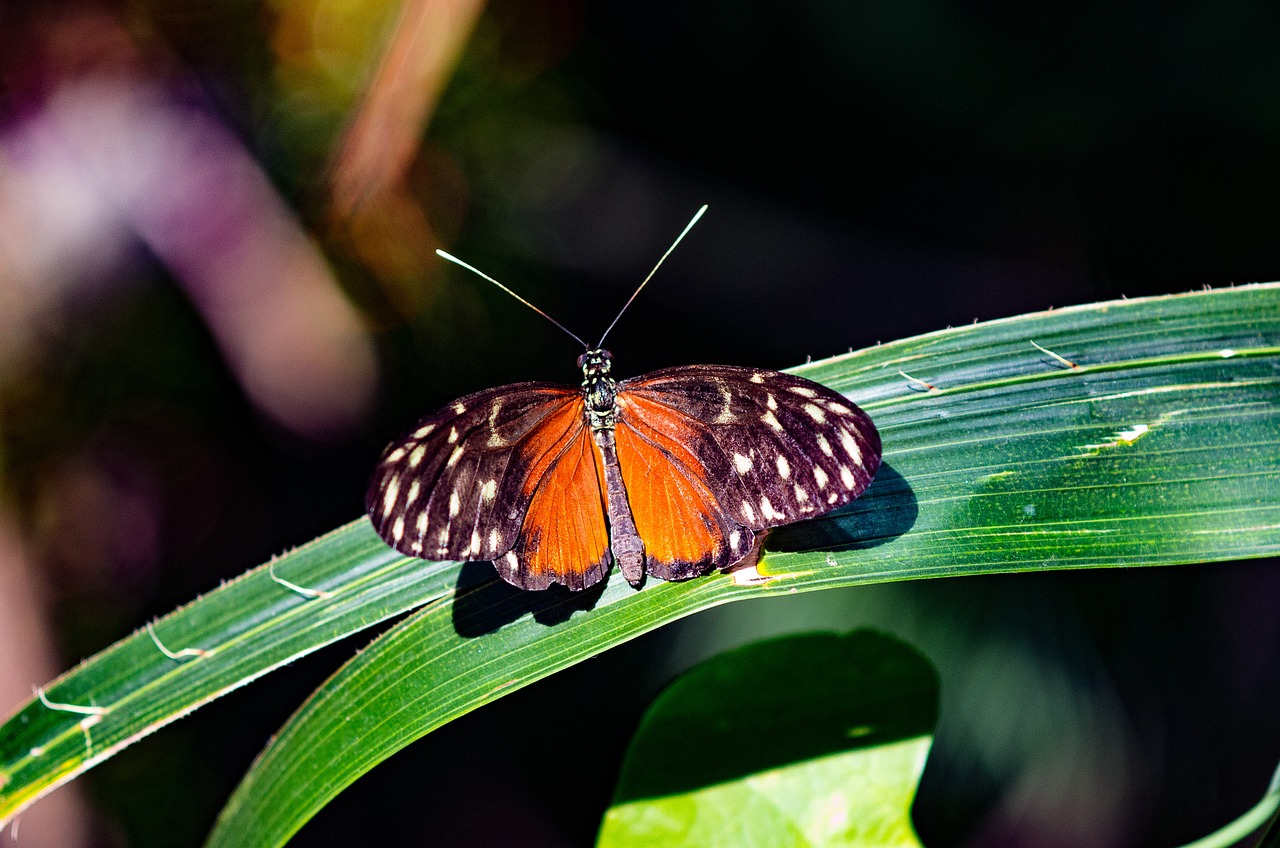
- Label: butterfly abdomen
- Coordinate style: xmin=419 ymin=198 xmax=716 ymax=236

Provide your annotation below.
xmin=592 ymin=426 xmax=646 ymax=586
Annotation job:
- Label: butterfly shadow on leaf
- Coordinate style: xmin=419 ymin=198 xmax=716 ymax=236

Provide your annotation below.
xmin=450 ymin=463 xmax=913 ymax=636
xmin=451 ymin=562 xmax=610 ymax=638
xmin=765 ymin=461 xmax=916 ymax=555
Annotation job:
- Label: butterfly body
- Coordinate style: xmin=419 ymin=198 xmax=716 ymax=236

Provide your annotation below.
xmin=577 ymin=348 xmax=647 ymax=585
xmin=367 ymin=349 xmax=881 ymax=592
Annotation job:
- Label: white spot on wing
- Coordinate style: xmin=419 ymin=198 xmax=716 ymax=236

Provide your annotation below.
xmin=470 ymin=530 xmax=481 ymax=556
xmin=713 ymin=387 xmax=735 ymax=424
xmin=776 ymin=455 xmax=791 ymax=479
xmin=734 ymin=453 xmax=753 ymax=474
xmin=766 ymin=393 xmax=777 ymax=410
xmin=405 ymin=481 xmax=420 ymax=506
xmin=816 ymin=435 xmax=833 ymax=457
xmin=413 ymin=424 xmax=436 ymax=438
xmin=750 ymin=372 xmax=766 ymax=384
xmin=485 ymin=399 xmax=506 ymax=446
xmin=489 ymin=528 xmax=499 ymax=552
xmin=840 ymin=429 xmax=864 ymax=468
xmin=742 ymin=500 xmax=757 ymax=523
xmin=827 ymin=492 xmax=839 ymax=504
xmin=794 ymin=483 xmax=809 ymax=502
xmin=729 ymin=529 xmax=741 ymax=549
xmin=480 ymin=479 xmax=497 ymax=503
xmin=449 ymin=491 xmax=461 ymax=517
xmin=392 ymin=516 xmax=405 ymax=542
xmin=827 ymin=401 xmax=853 ymax=415
xmin=447 ymin=445 xmax=464 ymax=467
xmin=453 ymin=402 xmax=466 ymax=414
xmin=761 ymin=411 xmax=783 ymax=432
xmin=382 ymin=478 xmax=400 ymax=517
xmin=804 ymin=403 xmax=826 ymax=423
xmin=788 ymin=385 xmax=818 ymax=398
xmin=409 ymin=445 xmax=427 ymax=467
xmin=416 ymin=511 xmax=429 ymax=536
xmin=385 ymin=446 xmax=406 ymax=463
xmin=814 ymin=466 xmax=828 ymax=489
xmin=760 ymin=496 xmax=780 ymax=521
xmin=447 ymin=427 xmax=459 ymax=444
xmin=840 ymin=465 xmax=856 ymax=489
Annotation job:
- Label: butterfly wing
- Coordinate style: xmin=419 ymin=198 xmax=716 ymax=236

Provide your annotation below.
xmin=366 ymin=382 xmax=576 ymax=558
xmin=499 ymin=404 xmax=612 ymax=591
xmin=368 ymin=381 xmax=613 ymax=591
xmin=615 ymin=365 xmax=881 ymax=579
xmin=609 ymin=392 xmax=752 ymax=580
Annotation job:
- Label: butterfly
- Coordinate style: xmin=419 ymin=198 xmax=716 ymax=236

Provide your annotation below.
xmin=366 ymin=208 xmax=881 ymax=591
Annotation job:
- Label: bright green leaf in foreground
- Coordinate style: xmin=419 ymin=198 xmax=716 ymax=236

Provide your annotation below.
xmin=598 ymin=631 xmax=935 ymax=848
xmin=1 ymin=285 xmax=1277 ymax=844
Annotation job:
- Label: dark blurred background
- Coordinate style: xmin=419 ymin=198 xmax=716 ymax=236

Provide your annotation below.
xmin=2 ymin=1 xmax=1278 ymax=846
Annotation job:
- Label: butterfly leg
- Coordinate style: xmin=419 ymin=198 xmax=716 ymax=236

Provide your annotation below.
xmin=593 ymin=428 xmax=646 ymax=586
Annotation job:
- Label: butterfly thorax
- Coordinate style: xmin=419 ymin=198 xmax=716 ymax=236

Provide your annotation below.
xmin=578 ymin=348 xmax=618 ymax=430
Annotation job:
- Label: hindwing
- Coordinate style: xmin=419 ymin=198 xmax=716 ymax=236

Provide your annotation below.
xmin=497 ymin=412 xmax=612 ymax=591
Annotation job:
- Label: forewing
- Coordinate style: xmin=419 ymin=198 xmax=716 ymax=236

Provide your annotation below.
xmin=366 ymin=382 xmax=582 ymax=564
xmin=497 ymin=417 xmax=612 ymax=591
xmin=619 ymin=364 xmax=881 ymax=538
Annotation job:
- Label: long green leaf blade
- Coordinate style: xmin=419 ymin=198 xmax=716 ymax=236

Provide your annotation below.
xmin=0 ymin=522 xmax=453 ymax=825
xmin=207 ymin=285 xmax=1280 ymax=847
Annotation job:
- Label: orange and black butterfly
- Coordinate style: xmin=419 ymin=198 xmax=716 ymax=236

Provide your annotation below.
xmin=367 ymin=208 xmax=881 ymax=591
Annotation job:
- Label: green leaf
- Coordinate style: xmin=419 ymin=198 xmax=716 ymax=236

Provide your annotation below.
xmin=1 ymin=285 xmax=1276 ymax=843
xmin=1175 ymin=759 xmax=1280 ymax=847
xmin=597 ymin=631 xmax=935 ymax=848
xmin=1255 ymin=772 xmax=1280 ymax=847
xmin=206 ymin=285 xmax=1280 ymax=847
xmin=0 ymin=522 xmax=454 ymax=824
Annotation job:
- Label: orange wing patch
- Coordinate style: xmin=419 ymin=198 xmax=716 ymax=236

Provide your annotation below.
xmin=614 ymin=394 xmax=748 ymax=580
xmin=499 ymin=399 xmax=611 ymax=591
xmin=514 ymin=397 xmax=588 ymax=498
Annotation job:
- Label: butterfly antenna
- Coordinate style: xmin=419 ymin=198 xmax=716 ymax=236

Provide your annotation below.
xmin=436 ymin=249 xmax=589 ymax=349
xmin=596 ymin=204 xmax=708 ymax=348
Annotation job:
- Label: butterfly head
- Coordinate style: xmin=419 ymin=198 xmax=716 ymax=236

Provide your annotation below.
xmin=577 ymin=348 xmax=613 ymax=379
